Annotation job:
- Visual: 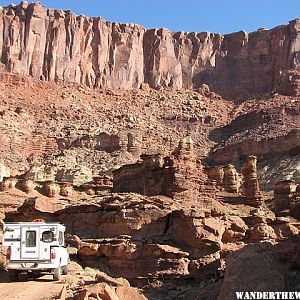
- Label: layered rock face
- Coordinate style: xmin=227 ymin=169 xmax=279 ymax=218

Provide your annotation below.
xmin=4 ymin=190 xmax=299 ymax=288
xmin=4 ymin=195 xmax=226 ymax=280
xmin=0 ymin=2 xmax=299 ymax=98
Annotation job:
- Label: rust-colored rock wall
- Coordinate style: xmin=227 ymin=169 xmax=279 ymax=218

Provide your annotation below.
xmin=0 ymin=2 xmax=299 ymax=98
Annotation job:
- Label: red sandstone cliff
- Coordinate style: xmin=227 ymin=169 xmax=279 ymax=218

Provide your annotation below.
xmin=0 ymin=2 xmax=299 ymax=98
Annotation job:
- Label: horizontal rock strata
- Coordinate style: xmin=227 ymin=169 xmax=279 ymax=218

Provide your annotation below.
xmin=0 ymin=2 xmax=299 ymax=98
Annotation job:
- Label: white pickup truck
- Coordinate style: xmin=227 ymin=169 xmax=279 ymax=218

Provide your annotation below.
xmin=3 ymin=221 xmax=69 ymax=281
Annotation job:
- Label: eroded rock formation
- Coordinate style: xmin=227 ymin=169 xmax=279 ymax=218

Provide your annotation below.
xmin=113 ymin=137 xmax=213 ymax=201
xmin=20 ymin=178 xmax=36 ymax=194
xmin=0 ymin=177 xmax=17 ymax=191
xmin=24 ymin=165 xmax=56 ymax=182
xmin=60 ymin=183 xmax=73 ymax=197
xmin=205 ymin=166 xmax=224 ymax=187
xmin=113 ymin=154 xmax=164 ymax=196
xmin=274 ymin=180 xmax=297 ymax=213
xmin=56 ymin=166 xmax=93 ymax=186
xmin=223 ymin=164 xmax=239 ymax=193
xmin=241 ymin=155 xmax=262 ymax=206
xmin=0 ymin=2 xmax=299 ymax=98
xmin=2 ymin=195 xmax=231 ymax=281
xmin=4 ymin=191 xmax=299 ymax=291
xmin=43 ymin=181 xmax=60 ymax=198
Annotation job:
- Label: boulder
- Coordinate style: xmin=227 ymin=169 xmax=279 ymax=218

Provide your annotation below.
xmin=95 ymin=272 xmax=130 ymax=287
xmin=75 ymin=283 xmax=147 ymax=300
xmin=248 ymin=223 xmax=277 ymax=241
xmin=188 ymin=251 xmax=221 ymax=279
xmin=272 ymin=223 xmax=299 ymax=239
xmin=222 ymin=216 xmax=248 ymax=243
xmin=66 ymin=234 xmax=81 ymax=248
xmin=115 ymin=286 xmax=148 ymax=300
xmin=218 ymin=243 xmax=288 ymax=300
xmin=78 ymin=283 xmax=119 ymax=300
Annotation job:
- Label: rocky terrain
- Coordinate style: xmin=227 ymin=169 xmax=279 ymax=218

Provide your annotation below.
xmin=0 ymin=2 xmax=299 ymax=300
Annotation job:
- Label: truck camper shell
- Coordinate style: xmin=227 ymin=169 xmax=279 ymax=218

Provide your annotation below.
xmin=3 ymin=221 xmax=69 ymax=281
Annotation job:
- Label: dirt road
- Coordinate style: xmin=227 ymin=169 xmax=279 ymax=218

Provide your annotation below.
xmin=0 ymin=271 xmax=65 ymax=300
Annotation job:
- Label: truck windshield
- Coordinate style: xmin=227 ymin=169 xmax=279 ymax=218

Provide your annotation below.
xmin=26 ymin=231 xmax=36 ymax=247
xmin=42 ymin=231 xmax=54 ymax=243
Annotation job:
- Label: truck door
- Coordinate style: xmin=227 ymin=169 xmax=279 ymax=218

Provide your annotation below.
xmin=21 ymin=226 xmax=40 ymax=260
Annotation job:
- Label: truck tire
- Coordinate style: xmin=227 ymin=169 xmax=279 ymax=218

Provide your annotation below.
xmin=53 ymin=265 xmax=62 ymax=281
xmin=61 ymin=265 xmax=68 ymax=275
xmin=8 ymin=270 xmax=19 ymax=282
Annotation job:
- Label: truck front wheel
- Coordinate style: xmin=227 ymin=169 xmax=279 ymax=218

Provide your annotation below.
xmin=8 ymin=270 xmax=19 ymax=282
xmin=53 ymin=265 xmax=61 ymax=281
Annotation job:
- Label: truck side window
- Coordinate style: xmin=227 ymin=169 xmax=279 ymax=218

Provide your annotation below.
xmin=26 ymin=231 xmax=36 ymax=247
xmin=42 ymin=231 xmax=54 ymax=243
xmin=58 ymin=231 xmax=64 ymax=245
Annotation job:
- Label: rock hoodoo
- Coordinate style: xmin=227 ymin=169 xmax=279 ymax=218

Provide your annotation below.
xmin=43 ymin=181 xmax=60 ymax=198
xmin=241 ymin=155 xmax=262 ymax=206
xmin=223 ymin=164 xmax=239 ymax=193
xmin=20 ymin=179 xmax=36 ymax=194
xmin=274 ymin=180 xmax=298 ymax=215
xmin=59 ymin=183 xmax=73 ymax=197
xmin=0 ymin=177 xmax=17 ymax=191
xmin=206 ymin=166 xmax=224 ymax=187
xmin=172 ymin=136 xmax=195 ymax=160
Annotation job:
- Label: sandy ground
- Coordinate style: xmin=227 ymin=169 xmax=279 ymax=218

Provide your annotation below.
xmin=0 ymin=271 xmax=65 ymax=300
